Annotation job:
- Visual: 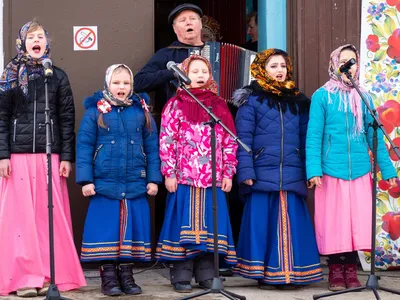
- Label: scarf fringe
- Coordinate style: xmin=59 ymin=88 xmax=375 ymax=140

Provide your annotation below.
xmin=324 ymin=80 xmax=364 ymax=137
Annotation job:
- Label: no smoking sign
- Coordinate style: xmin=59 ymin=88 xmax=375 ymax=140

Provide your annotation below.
xmin=73 ymin=26 xmax=98 ymax=51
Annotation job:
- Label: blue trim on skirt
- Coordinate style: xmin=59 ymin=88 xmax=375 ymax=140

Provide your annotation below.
xmin=233 ymin=191 xmax=323 ymax=285
xmin=156 ymin=184 xmax=237 ymax=264
xmin=81 ymin=194 xmax=151 ymax=262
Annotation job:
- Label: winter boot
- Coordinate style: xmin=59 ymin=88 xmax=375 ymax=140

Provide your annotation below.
xmin=344 ymin=264 xmax=362 ymax=289
xmin=170 ymin=260 xmax=194 ymax=293
xmin=118 ymin=263 xmax=142 ymax=295
xmin=100 ymin=264 xmax=123 ymax=296
xmin=328 ymin=264 xmax=346 ymax=291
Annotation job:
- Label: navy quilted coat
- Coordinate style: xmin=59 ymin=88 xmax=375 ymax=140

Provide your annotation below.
xmin=234 ymin=87 xmax=310 ymax=197
xmin=76 ymin=91 xmax=162 ymax=200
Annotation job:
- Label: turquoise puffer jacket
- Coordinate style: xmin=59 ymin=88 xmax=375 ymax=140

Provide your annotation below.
xmin=306 ymin=87 xmax=396 ymax=181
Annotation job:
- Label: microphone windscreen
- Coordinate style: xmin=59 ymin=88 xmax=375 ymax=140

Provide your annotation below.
xmin=166 ymin=61 xmax=175 ymax=71
xmin=42 ymin=58 xmax=53 ymax=67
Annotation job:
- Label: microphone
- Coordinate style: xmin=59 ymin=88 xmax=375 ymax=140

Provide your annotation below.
xmin=166 ymin=61 xmax=191 ymax=85
xmin=42 ymin=58 xmax=53 ymax=77
xmin=336 ymin=58 xmax=356 ymax=75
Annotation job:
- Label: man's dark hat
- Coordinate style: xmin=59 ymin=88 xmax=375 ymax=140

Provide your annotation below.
xmin=168 ymin=3 xmax=203 ymax=25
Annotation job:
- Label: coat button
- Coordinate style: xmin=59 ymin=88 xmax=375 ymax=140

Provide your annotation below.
xmin=121 ymin=192 xmax=126 ymax=197
xmin=130 ymin=140 xmax=134 ymax=144
xmin=111 ymin=140 xmax=115 ymax=144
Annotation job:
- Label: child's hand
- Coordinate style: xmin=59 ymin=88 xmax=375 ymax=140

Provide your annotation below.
xmin=59 ymin=161 xmax=72 ymax=178
xmin=222 ymin=178 xmax=232 ymax=192
xmin=165 ymin=177 xmax=178 ymax=193
xmin=307 ymin=180 xmax=315 ymax=189
xmin=242 ymin=179 xmax=253 ymax=186
xmin=388 ymin=178 xmax=397 ymax=187
xmin=147 ymin=183 xmax=158 ymax=196
xmin=0 ymin=159 xmax=11 ymax=178
xmin=309 ymin=176 xmax=322 ymax=188
xmin=82 ymin=184 xmax=96 ymax=197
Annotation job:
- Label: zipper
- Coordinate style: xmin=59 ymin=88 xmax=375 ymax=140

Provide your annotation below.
xmin=33 ymin=82 xmax=37 ymax=152
xmin=346 ymin=111 xmax=352 ymax=179
xmin=254 ymin=147 xmax=265 ymax=161
xmin=50 ymin=119 xmax=55 ymax=142
xmin=118 ymin=108 xmax=128 ymax=178
xmin=140 ymin=145 xmax=147 ymax=165
xmin=325 ymin=135 xmax=331 ymax=160
xmin=93 ymin=144 xmax=104 ymax=162
xmin=278 ymin=103 xmax=284 ymax=190
xmin=13 ymin=119 xmax=18 ymax=142
xmin=118 ymin=108 xmax=127 ymax=131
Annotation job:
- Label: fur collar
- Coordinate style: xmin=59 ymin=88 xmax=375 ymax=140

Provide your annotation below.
xmin=231 ymin=81 xmax=310 ymax=115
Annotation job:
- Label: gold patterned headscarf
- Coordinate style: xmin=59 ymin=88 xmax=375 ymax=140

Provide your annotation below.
xmin=250 ymin=48 xmax=299 ymax=97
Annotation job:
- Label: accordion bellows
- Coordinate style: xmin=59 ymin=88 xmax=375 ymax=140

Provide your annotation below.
xmin=189 ymin=42 xmax=257 ymax=103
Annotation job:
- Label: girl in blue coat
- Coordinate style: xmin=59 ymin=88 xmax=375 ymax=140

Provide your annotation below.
xmin=232 ymin=49 xmax=323 ymax=289
xmin=76 ymin=64 xmax=161 ymax=296
xmin=306 ymin=44 xmax=397 ymax=291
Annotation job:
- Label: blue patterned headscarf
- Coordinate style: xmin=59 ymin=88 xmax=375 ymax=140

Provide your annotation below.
xmin=0 ymin=21 xmax=51 ymax=95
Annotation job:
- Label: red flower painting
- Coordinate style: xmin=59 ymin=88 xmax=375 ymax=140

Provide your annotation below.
xmin=377 ymin=100 xmax=400 ymax=134
xmin=382 ymin=211 xmax=400 ymax=240
xmin=387 ymin=0 xmax=400 ymax=12
xmin=379 ymin=178 xmax=400 ymax=198
xmin=387 ymin=29 xmax=400 ymax=62
xmin=366 ymin=34 xmax=381 ymax=52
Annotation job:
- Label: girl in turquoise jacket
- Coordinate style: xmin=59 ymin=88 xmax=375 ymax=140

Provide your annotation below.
xmin=306 ymin=44 xmax=397 ymax=292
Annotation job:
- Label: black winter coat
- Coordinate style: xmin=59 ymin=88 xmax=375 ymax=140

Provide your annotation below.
xmin=0 ymin=66 xmax=75 ymax=161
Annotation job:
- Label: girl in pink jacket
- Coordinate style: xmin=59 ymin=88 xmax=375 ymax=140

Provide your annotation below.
xmin=155 ymin=55 xmax=238 ymax=293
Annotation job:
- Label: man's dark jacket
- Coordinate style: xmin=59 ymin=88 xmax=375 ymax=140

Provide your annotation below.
xmin=134 ymin=40 xmax=204 ymax=102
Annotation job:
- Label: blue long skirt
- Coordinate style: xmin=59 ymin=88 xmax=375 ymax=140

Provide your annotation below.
xmin=155 ymin=184 xmax=237 ymax=264
xmin=80 ymin=194 xmax=151 ymax=262
xmin=233 ymin=191 xmax=323 ymax=285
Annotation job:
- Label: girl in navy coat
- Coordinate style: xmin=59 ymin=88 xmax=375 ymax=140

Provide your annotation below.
xmin=232 ymin=49 xmax=323 ymax=289
xmin=76 ymin=64 xmax=161 ymax=296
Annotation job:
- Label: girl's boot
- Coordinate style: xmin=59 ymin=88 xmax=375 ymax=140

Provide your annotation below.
xmin=344 ymin=264 xmax=361 ymax=289
xmin=100 ymin=264 xmax=123 ymax=296
xmin=118 ymin=263 xmax=142 ymax=295
xmin=328 ymin=264 xmax=346 ymax=291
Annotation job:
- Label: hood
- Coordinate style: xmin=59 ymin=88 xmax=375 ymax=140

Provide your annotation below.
xmin=231 ymin=88 xmax=253 ymax=107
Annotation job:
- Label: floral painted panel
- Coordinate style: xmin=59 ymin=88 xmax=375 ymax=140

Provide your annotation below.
xmin=359 ymin=0 xmax=400 ymax=270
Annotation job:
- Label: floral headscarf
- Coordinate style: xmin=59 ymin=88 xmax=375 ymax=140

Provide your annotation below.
xmin=0 ymin=21 xmax=51 ymax=95
xmin=97 ymin=64 xmax=134 ymax=113
xmin=250 ymin=48 xmax=300 ymax=97
xmin=179 ymin=55 xmax=219 ymax=94
xmin=97 ymin=64 xmax=150 ymax=114
xmin=323 ymin=44 xmax=366 ymax=136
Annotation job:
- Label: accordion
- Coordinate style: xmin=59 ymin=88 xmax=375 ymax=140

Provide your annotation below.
xmin=189 ymin=42 xmax=257 ymax=102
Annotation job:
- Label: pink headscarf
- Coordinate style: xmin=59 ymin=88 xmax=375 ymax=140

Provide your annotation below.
xmin=168 ymin=55 xmax=236 ymax=133
xmin=323 ymin=44 xmax=366 ymax=136
xmin=178 ymin=55 xmax=219 ymax=94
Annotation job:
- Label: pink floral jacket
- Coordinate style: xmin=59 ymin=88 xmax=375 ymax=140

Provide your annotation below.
xmin=160 ymin=99 xmax=238 ymax=188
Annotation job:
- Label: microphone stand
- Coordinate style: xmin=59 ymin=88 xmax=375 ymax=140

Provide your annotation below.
xmin=43 ymin=72 xmax=70 ymax=300
xmin=177 ymin=80 xmax=250 ymax=300
xmin=313 ymin=71 xmax=400 ymax=300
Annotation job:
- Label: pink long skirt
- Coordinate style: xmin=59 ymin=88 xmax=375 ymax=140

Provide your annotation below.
xmin=0 ymin=154 xmax=86 ymax=295
xmin=314 ymin=173 xmax=372 ymax=255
